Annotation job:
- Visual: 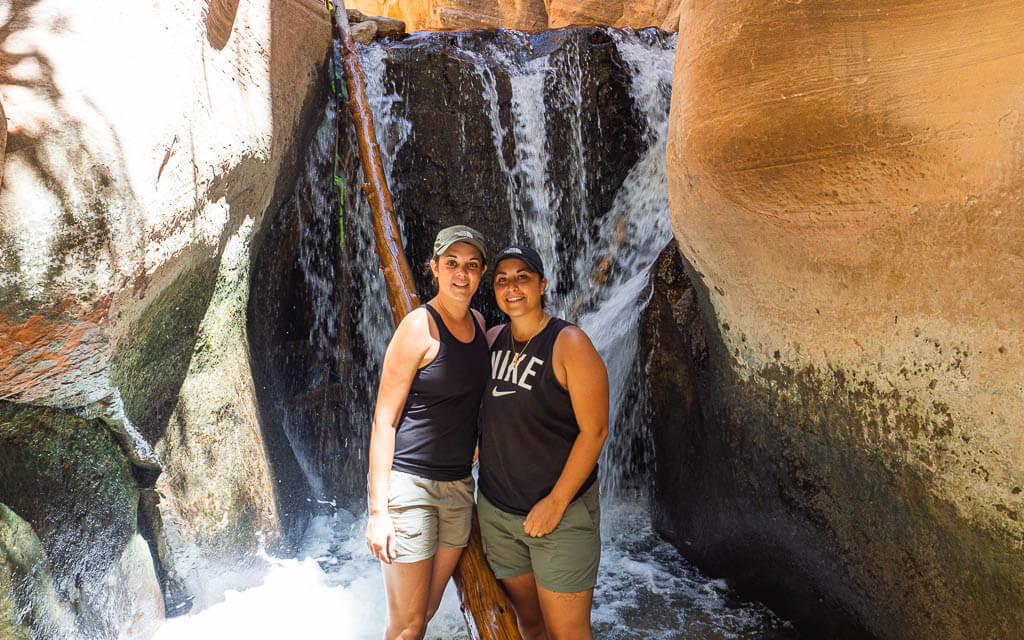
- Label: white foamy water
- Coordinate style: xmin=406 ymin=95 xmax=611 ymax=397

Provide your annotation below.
xmin=152 ymin=509 xmax=467 ymax=640
xmin=153 ymin=505 xmax=791 ymax=640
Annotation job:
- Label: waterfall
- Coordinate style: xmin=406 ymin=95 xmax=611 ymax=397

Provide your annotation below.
xmin=154 ymin=28 xmax=798 ymax=640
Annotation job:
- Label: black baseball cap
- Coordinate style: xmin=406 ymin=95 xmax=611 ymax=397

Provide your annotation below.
xmin=493 ymin=244 xmax=544 ymax=279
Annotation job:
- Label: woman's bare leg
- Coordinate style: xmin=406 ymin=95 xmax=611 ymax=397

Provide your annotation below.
xmin=424 ymin=545 xmax=464 ymax=621
xmin=536 ymin=583 xmax=593 ymax=640
xmin=500 ymin=573 xmax=551 ymax=640
xmin=382 ymin=557 xmax=433 ymax=640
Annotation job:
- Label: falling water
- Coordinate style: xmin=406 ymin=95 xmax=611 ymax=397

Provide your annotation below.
xmin=154 ymin=28 xmax=799 ymax=640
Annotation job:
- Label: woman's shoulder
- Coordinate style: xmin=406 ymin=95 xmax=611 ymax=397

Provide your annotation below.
xmin=485 ymin=323 xmax=506 ymax=347
xmin=393 ymin=306 xmax=435 ymax=343
xmin=552 ymin=322 xmax=598 ymax=359
xmin=398 ymin=305 xmax=432 ymax=329
xmin=471 ymin=308 xmax=486 ymax=330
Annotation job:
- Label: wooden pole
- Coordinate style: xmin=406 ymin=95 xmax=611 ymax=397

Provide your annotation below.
xmin=328 ymin=5 xmax=523 ymax=638
xmin=332 ymin=3 xmax=419 ymax=324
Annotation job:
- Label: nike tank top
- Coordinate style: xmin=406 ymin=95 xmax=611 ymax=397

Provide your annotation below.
xmin=479 ymin=317 xmax=598 ymax=515
xmin=391 ymin=304 xmax=489 ymax=481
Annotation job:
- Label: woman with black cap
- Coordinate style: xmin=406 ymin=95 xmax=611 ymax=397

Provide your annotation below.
xmin=365 ymin=225 xmax=489 ymax=639
xmin=478 ymin=244 xmax=609 ymax=640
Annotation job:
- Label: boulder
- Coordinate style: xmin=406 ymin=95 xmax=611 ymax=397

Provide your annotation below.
xmin=0 ymin=0 xmax=329 ymax=621
xmin=0 ymin=404 xmax=160 ymax=638
xmin=348 ymin=9 xmax=407 ymax=38
xmin=665 ymin=0 xmax=1024 ymax=638
xmin=346 ymin=0 xmax=437 ymax=32
xmin=369 ymin=15 xmax=408 ymax=38
xmin=350 ymin=19 xmax=379 ymax=44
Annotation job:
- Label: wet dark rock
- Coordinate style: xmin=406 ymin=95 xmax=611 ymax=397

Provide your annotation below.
xmin=641 ymin=241 xmax=707 ymax=530
xmin=112 ymin=261 xmax=219 ymax=447
xmin=642 ymin=242 xmax=1024 ymax=638
xmin=0 ymin=402 xmax=161 ymax=638
xmin=642 ymin=245 xmax=874 ymax=638
xmin=382 ymin=27 xmax=646 ymax=321
xmin=248 ymin=27 xmax=652 ymax=515
xmin=249 ymin=95 xmax=356 ymax=511
xmin=0 ymin=503 xmax=77 ymax=640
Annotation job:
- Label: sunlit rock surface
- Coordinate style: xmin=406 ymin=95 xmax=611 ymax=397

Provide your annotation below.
xmin=0 ymin=0 xmax=330 ymax=627
xmin=546 ymin=0 xmax=680 ymax=31
xmin=0 ymin=98 xmax=6 ymax=186
xmin=665 ymin=1 xmax=1024 ymax=638
xmin=346 ymin=0 xmax=677 ymax=31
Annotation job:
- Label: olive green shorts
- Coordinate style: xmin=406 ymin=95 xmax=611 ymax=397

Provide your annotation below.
xmin=477 ymin=483 xmax=601 ymax=593
xmin=386 ymin=470 xmax=474 ymax=563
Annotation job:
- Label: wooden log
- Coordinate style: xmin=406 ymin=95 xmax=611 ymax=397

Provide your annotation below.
xmin=328 ymin=4 xmax=523 ymax=639
xmin=451 ymin=511 xmax=523 ymax=639
xmin=332 ymin=2 xmax=418 ymax=324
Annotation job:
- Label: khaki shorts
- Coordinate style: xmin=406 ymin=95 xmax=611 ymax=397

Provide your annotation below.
xmin=478 ymin=483 xmax=601 ymax=593
xmin=386 ymin=470 xmax=474 ymax=563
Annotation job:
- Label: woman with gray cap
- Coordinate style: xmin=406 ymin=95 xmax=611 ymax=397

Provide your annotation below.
xmin=478 ymin=244 xmax=609 ymax=640
xmin=365 ymin=225 xmax=489 ymax=639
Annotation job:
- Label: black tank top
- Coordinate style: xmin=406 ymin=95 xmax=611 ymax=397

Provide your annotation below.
xmin=479 ymin=317 xmax=598 ymax=515
xmin=392 ymin=304 xmax=489 ymax=481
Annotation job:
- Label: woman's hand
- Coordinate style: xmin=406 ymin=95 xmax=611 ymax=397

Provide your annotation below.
xmin=523 ymin=494 xmax=569 ymax=537
xmin=366 ymin=512 xmax=397 ymax=563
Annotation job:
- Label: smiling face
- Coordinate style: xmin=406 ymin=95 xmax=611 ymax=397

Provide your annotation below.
xmin=493 ymin=257 xmax=547 ymax=317
xmin=430 ymin=241 xmax=486 ymax=302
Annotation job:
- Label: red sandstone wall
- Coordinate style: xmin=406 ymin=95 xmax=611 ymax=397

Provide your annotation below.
xmin=346 ymin=0 xmax=679 ymax=31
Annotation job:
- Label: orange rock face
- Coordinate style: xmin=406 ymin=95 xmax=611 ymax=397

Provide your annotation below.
xmin=667 ymin=0 xmax=1024 ymax=637
xmin=547 ymin=0 xmax=679 ymax=30
xmin=346 ymin=0 xmax=677 ymax=31
xmin=0 ymin=302 xmax=110 ymax=407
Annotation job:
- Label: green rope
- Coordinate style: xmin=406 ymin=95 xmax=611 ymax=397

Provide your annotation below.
xmin=329 ymin=24 xmax=347 ymax=247
xmin=333 ymin=150 xmax=345 ymax=246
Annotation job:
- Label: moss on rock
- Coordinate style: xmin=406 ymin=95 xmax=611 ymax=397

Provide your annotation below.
xmin=0 ymin=402 xmax=157 ymax=636
xmin=112 ymin=259 xmax=220 ymax=446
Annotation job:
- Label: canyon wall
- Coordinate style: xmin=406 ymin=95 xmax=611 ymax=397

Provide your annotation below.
xmin=4 ymin=0 xmax=1022 ymax=638
xmin=663 ymin=0 xmax=1024 ymax=638
xmin=0 ymin=0 xmax=329 ymax=633
xmin=346 ymin=0 xmax=680 ymax=31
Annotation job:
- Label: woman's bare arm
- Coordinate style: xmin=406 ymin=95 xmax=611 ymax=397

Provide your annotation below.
xmin=522 ymin=326 xmax=609 ymax=537
xmin=366 ymin=308 xmax=432 ymax=562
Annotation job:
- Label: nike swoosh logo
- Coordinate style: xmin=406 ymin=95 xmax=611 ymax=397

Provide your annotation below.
xmin=491 ymin=388 xmax=516 ymax=397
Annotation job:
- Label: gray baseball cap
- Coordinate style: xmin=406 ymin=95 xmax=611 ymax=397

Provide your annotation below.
xmin=433 ymin=225 xmax=487 ymax=262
